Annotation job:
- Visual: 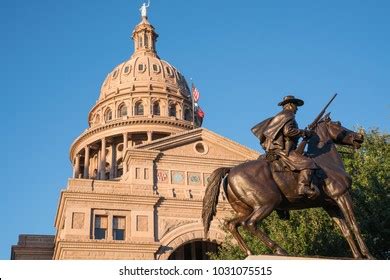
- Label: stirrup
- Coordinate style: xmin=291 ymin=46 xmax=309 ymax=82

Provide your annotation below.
xmin=299 ymin=185 xmax=319 ymax=199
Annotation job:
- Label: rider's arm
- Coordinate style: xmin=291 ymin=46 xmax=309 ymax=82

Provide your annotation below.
xmin=283 ymin=120 xmax=305 ymax=138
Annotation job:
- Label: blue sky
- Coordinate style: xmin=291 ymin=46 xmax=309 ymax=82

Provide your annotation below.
xmin=0 ymin=0 xmax=389 ymax=259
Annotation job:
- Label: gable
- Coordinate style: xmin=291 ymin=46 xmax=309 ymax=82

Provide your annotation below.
xmin=136 ymin=128 xmax=259 ymax=162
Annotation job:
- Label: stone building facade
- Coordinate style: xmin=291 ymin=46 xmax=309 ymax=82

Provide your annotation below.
xmin=11 ymin=10 xmax=259 ymax=260
xmin=11 ymin=235 xmax=54 ymax=260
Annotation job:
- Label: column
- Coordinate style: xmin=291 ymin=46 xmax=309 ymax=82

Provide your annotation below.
xmin=74 ymin=154 xmax=80 ymax=178
xmin=123 ymin=133 xmax=128 ymax=174
xmin=130 ymin=134 xmax=134 ymax=147
xmin=123 ymin=132 xmax=128 ymax=150
xmin=96 ymin=149 xmax=101 ymax=179
xmin=147 ymin=131 xmax=152 ymax=142
xmin=110 ymin=142 xmax=117 ymax=179
xmin=83 ymin=145 xmax=90 ymax=179
xmin=99 ymin=138 xmax=106 ymax=180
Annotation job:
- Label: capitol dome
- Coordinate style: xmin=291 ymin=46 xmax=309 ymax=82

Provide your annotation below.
xmin=88 ymin=16 xmax=193 ymax=128
xmin=99 ymin=55 xmax=190 ymax=102
xmin=98 ymin=17 xmax=191 ymax=103
xmin=70 ymin=14 xmax=194 ymax=180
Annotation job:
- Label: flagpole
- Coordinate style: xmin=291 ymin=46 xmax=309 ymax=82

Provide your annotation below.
xmin=190 ymin=78 xmax=195 ymax=128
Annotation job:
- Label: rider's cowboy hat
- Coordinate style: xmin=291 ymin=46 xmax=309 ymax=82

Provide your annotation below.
xmin=278 ymin=95 xmax=304 ymax=106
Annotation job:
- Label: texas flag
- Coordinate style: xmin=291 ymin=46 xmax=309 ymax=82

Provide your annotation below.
xmin=196 ymin=106 xmax=205 ymax=118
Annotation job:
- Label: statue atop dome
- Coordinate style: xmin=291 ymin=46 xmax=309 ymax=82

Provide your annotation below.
xmin=140 ymin=0 xmax=150 ymax=18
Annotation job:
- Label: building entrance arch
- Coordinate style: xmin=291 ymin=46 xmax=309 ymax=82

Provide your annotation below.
xmin=157 ymin=225 xmax=225 ymax=260
xmin=168 ymin=240 xmax=218 ymax=260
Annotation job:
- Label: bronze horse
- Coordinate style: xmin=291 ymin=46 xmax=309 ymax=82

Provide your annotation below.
xmin=202 ymin=114 xmax=374 ymax=259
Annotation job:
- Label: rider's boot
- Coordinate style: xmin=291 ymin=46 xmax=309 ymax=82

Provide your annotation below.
xmin=297 ymin=169 xmax=319 ymax=199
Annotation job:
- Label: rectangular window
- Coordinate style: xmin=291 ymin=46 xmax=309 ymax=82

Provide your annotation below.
xmin=113 ymin=216 xmax=125 ymax=240
xmin=135 ymin=168 xmax=141 ymax=179
xmin=94 ymin=215 xmax=108 ymax=240
xmin=144 ymin=168 xmax=149 ymax=180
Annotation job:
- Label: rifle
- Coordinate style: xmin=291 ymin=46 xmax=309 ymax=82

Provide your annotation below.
xmin=296 ymin=93 xmax=338 ymax=154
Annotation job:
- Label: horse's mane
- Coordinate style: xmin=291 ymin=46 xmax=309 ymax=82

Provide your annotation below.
xmin=308 ymin=112 xmax=334 ymax=156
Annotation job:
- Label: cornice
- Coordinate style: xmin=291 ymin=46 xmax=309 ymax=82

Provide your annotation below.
xmin=156 ymin=154 xmax=245 ymax=167
xmin=60 ymin=190 xmax=161 ymax=205
xmin=137 ymin=127 xmax=203 ymax=149
xmin=124 ymin=148 xmax=162 ymax=163
xmin=56 ymin=240 xmax=160 ymax=250
xmin=158 ymin=198 xmax=230 ymax=210
xmin=69 ymin=117 xmax=193 ymax=159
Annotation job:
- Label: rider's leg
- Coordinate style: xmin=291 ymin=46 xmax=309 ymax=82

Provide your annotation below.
xmin=297 ymin=169 xmax=319 ymax=199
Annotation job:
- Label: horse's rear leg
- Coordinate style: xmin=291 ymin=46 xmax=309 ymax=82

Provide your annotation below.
xmin=336 ymin=193 xmax=374 ymax=259
xmin=324 ymin=205 xmax=362 ymax=259
xmin=225 ymin=215 xmax=252 ymax=256
xmin=244 ymin=205 xmax=288 ymax=256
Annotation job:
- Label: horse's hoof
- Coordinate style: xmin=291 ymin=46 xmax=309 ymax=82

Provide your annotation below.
xmin=275 ymin=248 xmax=288 ymax=256
xmin=365 ymin=253 xmax=375 ymax=260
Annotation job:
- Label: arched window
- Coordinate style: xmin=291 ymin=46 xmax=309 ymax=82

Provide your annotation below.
xmin=116 ymin=158 xmax=123 ymax=177
xmin=144 ymin=35 xmax=149 ymax=48
xmin=169 ymin=103 xmax=176 ymax=117
xmin=94 ymin=114 xmax=101 ymax=125
xmin=166 ymin=66 xmax=174 ymax=77
xmin=118 ymin=103 xmax=127 ymax=118
xmin=135 ymin=101 xmax=144 ymax=116
xmin=153 ymin=101 xmax=160 ymax=116
xmin=184 ymin=109 xmax=192 ymax=121
xmin=104 ymin=109 xmax=112 ymax=122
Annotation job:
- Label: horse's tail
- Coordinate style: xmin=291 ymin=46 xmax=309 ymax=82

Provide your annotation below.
xmin=202 ymin=167 xmax=231 ymax=238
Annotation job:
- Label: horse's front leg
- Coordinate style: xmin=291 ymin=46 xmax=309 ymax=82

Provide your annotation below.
xmin=336 ymin=192 xmax=375 ymax=259
xmin=324 ymin=205 xmax=362 ymax=259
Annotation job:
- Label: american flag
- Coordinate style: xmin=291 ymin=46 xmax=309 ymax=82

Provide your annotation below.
xmin=192 ymin=84 xmax=200 ymax=102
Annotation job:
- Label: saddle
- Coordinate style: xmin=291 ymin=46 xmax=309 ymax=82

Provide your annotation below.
xmin=258 ymin=154 xmax=325 ymax=220
xmin=260 ymin=153 xmax=325 ymax=201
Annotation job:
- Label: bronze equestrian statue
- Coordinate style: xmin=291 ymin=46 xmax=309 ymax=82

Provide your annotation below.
xmin=202 ymin=95 xmax=374 ymax=259
xmin=252 ymin=95 xmax=320 ymax=199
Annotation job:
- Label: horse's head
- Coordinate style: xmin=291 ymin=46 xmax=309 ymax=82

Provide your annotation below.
xmin=318 ymin=113 xmax=364 ymax=149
